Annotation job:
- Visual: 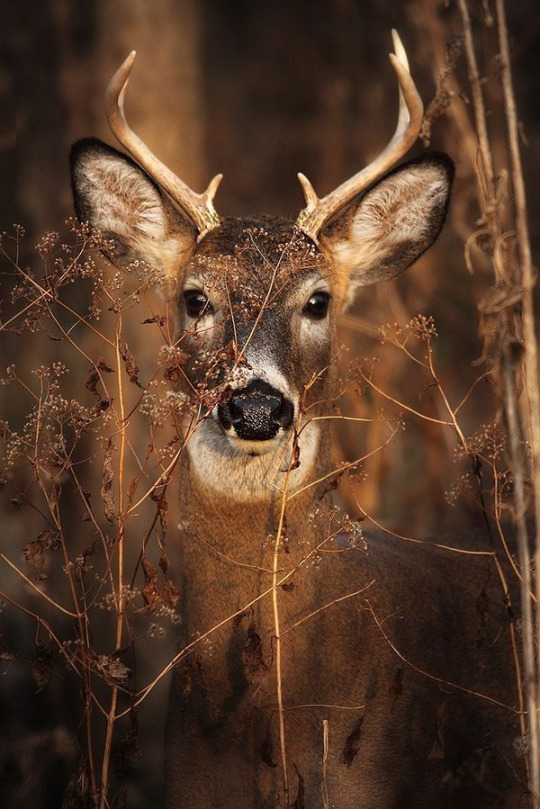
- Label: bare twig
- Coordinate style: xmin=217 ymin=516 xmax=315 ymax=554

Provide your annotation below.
xmin=496 ymin=1 xmax=540 ymax=799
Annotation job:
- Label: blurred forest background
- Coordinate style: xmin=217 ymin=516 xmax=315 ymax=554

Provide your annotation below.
xmin=1 ymin=0 xmax=539 ymax=806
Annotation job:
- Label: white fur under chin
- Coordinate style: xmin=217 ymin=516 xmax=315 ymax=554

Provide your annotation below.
xmin=186 ymin=420 xmax=321 ymax=502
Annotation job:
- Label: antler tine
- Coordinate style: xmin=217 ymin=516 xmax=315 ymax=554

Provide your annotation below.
xmin=105 ymin=51 xmax=222 ymax=237
xmin=296 ymin=31 xmax=424 ymax=242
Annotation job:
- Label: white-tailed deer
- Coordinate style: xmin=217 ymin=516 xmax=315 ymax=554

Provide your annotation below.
xmin=71 ymin=33 xmax=525 ymax=809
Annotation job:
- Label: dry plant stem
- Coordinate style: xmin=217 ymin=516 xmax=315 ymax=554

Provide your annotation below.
xmin=493 ymin=466 xmax=533 ymax=591
xmin=45 ymin=489 xmax=108 ymax=797
xmin=357 ymin=366 xmax=452 ymax=426
xmin=496 ymin=3 xmax=540 ymax=799
xmin=283 ymin=701 xmax=366 ymax=713
xmin=458 ymin=3 xmax=535 ymax=797
xmin=99 ymin=327 xmax=128 ymax=809
xmin=426 ymin=345 xmax=469 ymax=449
xmin=282 ymin=582 xmax=375 ymax=637
xmin=457 ymin=0 xmax=498 ymax=227
xmin=43 ymin=494 xmax=100 ymax=799
xmin=273 ymin=453 xmax=294 ymax=803
xmin=491 ymin=550 xmax=529 ymax=771
xmin=69 ymin=467 xmax=118 ymax=603
xmin=1 ymin=252 xmax=115 ymax=349
xmin=287 ymin=420 xmax=401 ymax=501
xmin=502 ymin=360 xmax=538 ymax=800
xmin=322 ymin=719 xmax=330 ymax=809
xmin=0 ymin=588 xmax=81 ymax=675
xmin=0 ymin=552 xmax=77 ymax=617
xmin=351 ymin=498 xmax=494 ymax=557
xmin=2 ymin=578 xmax=100 ymax=797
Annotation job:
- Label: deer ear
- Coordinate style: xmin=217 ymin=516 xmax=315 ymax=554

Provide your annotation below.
xmin=319 ymin=154 xmax=453 ymax=306
xmin=70 ymin=138 xmax=197 ymax=278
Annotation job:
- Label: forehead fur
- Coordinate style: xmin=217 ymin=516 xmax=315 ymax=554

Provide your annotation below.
xmin=188 ymin=216 xmax=330 ymax=299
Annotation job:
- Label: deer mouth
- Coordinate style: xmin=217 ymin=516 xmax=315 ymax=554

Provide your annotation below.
xmin=216 ymin=380 xmax=294 ymax=450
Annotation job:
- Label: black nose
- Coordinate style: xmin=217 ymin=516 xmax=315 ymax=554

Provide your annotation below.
xmin=218 ymin=380 xmax=294 ymax=441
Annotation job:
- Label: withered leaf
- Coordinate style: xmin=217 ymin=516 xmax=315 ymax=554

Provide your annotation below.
xmin=290 ymin=440 xmax=301 ymax=471
xmin=23 ymin=530 xmax=60 ymax=579
xmin=142 ymin=553 xmax=180 ymax=611
xmin=32 ymin=641 xmax=55 ymax=691
xmin=72 ymin=540 xmax=97 ymax=582
xmin=93 ymin=398 xmax=112 ymax=416
xmin=24 ymin=540 xmax=45 ymax=578
xmin=101 ymin=438 xmax=116 ymax=523
xmin=151 ymin=485 xmax=169 ymax=533
xmin=85 ymin=359 xmax=113 ymax=396
xmin=319 ymin=469 xmax=345 ymax=500
xmin=105 ymin=657 xmax=130 ymax=683
xmin=340 ymin=714 xmax=365 ymax=767
xmin=142 ymin=315 xmax=166 ymax=326
xmin=163 ymin=351 xmax=189 ymax=386
xmin=85 ymin=370 xmax=100 ymax=397
xmin=120 ymin=341 xmax=142 ymax=388
xmin=159 ymin=551 xmax=180 ymax=608
xmin=142 ymin=556 xmax=160 ymax=612
xmin=95 ymin=653 xmax=130 ymax=684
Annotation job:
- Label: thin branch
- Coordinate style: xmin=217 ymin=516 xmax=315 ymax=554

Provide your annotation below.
xmin=496 ymin=7 xmax=540 ymax=803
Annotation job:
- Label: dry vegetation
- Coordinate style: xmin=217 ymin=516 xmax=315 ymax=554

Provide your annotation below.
xmin=1 ymin=1 xmax=538 ymax=807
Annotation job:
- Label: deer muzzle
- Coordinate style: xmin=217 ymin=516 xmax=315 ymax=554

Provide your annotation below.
xmin=217 ymin=380 xmax=294 ymax=442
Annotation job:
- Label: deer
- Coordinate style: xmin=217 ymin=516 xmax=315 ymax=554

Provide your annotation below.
xmin=70 ymin=32 xmax=526 ymax=809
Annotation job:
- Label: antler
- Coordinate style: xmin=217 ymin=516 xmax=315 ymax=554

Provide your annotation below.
xmin=106 ymin=51 xmax=222 ymax=238
xmin=296 ymin=31 xmax=424 ymax=241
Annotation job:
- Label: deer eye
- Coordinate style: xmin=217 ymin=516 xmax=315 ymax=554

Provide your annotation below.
xmin=184 ymin=289 xmax=212 ymax=318
xmin=303 ymin=291 xmax=330 ymax=320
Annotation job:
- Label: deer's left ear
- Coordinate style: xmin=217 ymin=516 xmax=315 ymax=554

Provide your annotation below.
xmin=319 ymin=153 xmax=453 ymax=306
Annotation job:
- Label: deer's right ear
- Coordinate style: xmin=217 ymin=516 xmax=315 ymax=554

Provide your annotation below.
xmin=70 ymin=138 xmax=197 ymax=277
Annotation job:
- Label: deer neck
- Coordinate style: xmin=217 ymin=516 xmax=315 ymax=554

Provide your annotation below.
xmin=176 ymin=418 xmax=335 ymax=643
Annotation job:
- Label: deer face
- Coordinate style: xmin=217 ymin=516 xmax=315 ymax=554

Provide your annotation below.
xmin=176 ymin=218 xmax=334 ymax=456
xmin=70 ymin=34 xmax=453 ymax=496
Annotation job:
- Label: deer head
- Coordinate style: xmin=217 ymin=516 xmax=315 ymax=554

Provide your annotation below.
xmin=70 ymin=32 xmax=453 ymax=499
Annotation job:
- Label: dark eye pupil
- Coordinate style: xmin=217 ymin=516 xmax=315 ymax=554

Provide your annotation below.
xmin=184 ymin=290 xmax=209 ymax=318
xmin=304 ymin=292 xmax=330 ymax=320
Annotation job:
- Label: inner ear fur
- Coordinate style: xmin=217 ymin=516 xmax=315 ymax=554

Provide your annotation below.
xmin=320 ymin=153 xmax=454 ymax=303
xmin=70 ymin=138 xmax=197 ymax=278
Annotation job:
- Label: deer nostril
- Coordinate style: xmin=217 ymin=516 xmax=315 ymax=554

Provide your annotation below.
xmin=217 ymin=383 xmax=294 ymax=441
xmin=273 ymin=397 xmax=294 ymax=431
